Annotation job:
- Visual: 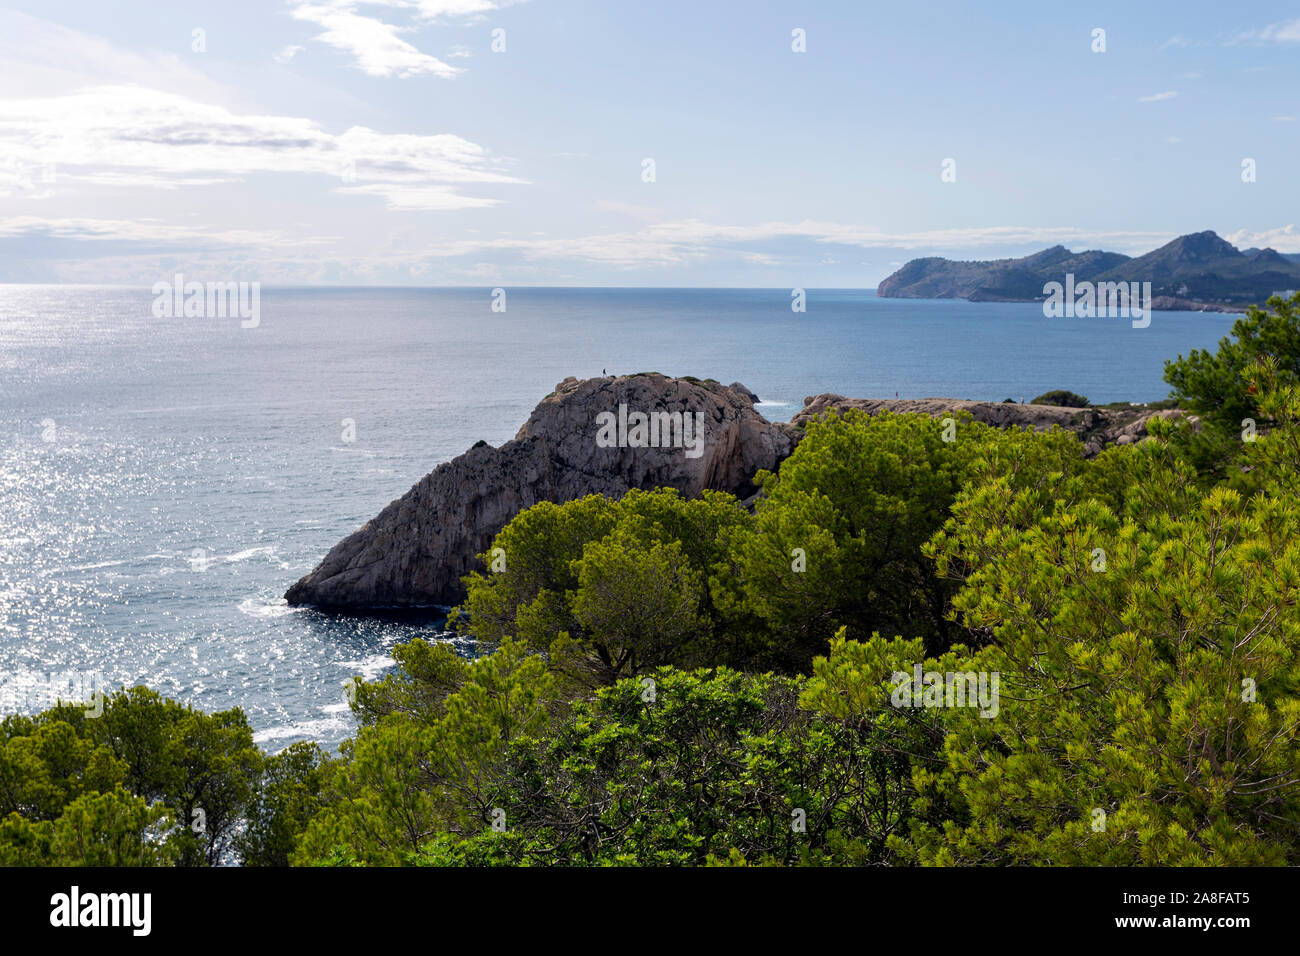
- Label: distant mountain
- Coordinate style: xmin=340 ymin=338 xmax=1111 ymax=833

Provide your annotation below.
xmin=876 ymin=246 xmax=1131 ymax=302
xmin=877 ymin=231 xmax=1300 ymax=310
xmin=1243 ymin=248 xmax=1300 ymax=265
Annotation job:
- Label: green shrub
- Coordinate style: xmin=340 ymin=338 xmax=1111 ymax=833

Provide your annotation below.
xmin=1030 ymin=389 xmax=1089 ymax=407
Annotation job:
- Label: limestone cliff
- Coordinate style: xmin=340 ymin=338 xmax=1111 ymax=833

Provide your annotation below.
xmin=285 ymin=374 xmax=791 ymax=611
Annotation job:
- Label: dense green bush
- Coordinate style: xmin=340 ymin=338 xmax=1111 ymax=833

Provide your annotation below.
xmin=291 ymin=639 xmax=557 ymax=865
xmin=1030 ymin=389 xmax=1089 ymax=407
xmin=438 ymin=665 xmax=927 ymax=866
xmin=451 ymin=488 xmax=759 ymax=686
xmin=1163 ymin=291 xmax=1300 ymax=482
xmin=917 ymin=459 xmax=1300 ymax=863
xmin=0 ymin=688 xmax=261 ymax=866
xmin=720 ymin=408 xmax=1083 ymax=664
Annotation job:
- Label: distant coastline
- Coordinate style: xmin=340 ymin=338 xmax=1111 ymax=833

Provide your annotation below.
xmin=877 ymin=230 xmax=1298 ymax=312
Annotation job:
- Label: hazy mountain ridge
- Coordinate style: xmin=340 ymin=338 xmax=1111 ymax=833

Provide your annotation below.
xmin=877 ymin=231 xmax=1300 ymax=309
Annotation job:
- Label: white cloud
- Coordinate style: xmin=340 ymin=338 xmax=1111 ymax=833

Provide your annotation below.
xmin=275 ymin=44 xmax=305 ymax=63
xmin=407 ymin=221 xmax=1181 ymax=268
xmin=288 ymin=0 xmax=520 ymax=78
xmin=0 ymin=215 xmax=331 ymax=247
xmin=595 ymin=199 xmax=663 ymax=221
xmin=1230 ymin=18 xmax=1300 ymax=45
xmin=336 ymin=182 xmax=502 ymax=210
xmin=63 ymin=172 xmax=241 ymax=189
xmin=0 ymin=10 xmax=226 ymax=101
xmin=404 ymin=0 xmax=508 ymax=17
xmin=1225 ymin=225 xmax=1300 ymax=253
xmin=1170 ymin=19 xmax=1300 ymax=48
xmin=290 ymin=2 xmax=462 ymax=78
xmin=0 ymin=157 xmax=57 ymax=198
xmin=1139 ymin=91 xmax=1178 ymax=103
xmin=0 ymin=85 xmax=525 ymax=202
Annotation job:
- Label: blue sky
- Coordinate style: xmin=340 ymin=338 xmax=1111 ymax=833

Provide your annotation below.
xmin=0 ymin=0 xmax=1298 ymax=286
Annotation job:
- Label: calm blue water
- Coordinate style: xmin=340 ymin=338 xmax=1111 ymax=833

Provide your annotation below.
xmin=0 ymin=286 xmax=1238 ymax=748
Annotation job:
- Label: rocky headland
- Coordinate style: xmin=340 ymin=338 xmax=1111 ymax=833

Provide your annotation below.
xmin=876 ymin=230 xmax=1299 ymax=311
xmin=284 ymin=374 xmax=1186 ymax=612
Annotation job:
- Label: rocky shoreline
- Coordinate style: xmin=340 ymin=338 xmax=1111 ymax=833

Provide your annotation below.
xmin=284 ymin=374 xmax=1187 ymax=613
xmin=1148 ymin=296 xmax=1244 ymax=314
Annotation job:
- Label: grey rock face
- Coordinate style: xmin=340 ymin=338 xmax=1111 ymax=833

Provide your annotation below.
xmin=285 ymin=375 xmax=792 ymax=611
xmin=728 ymin=381 xmax=760 ymax=403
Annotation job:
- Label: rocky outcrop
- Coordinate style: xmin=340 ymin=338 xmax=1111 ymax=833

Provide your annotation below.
xmin=728 ymin=381 xmax=760 ymax=402
xmin=286 ymin=375 xmax=1187 ymax=613
xmin=789 ymin=395 xmax=1189 ymax=457
xmin=285 ymin=375 xmax=791 ymax=611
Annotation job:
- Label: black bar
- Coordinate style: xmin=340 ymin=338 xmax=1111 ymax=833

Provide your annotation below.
xmin=1 ymin=866 xmax=1286 ymax=943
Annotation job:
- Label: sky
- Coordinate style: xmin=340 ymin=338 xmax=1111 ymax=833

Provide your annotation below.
xmin=0 ymin=0 xmax=1298 ymax=287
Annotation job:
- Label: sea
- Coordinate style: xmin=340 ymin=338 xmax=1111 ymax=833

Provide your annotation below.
xmin=0 ymin=285 xmax=1239 ymax=749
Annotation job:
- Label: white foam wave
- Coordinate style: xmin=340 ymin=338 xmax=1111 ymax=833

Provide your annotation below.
xmin=225 ymin=546 xmax=290 ymax=569
xmin=253 ymin=715 xmax=352 ymax=746
xmin=338 ymin=653 xmax=395 ymax=681
xmin=237 ymin=596 xmax=298 ymax=619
